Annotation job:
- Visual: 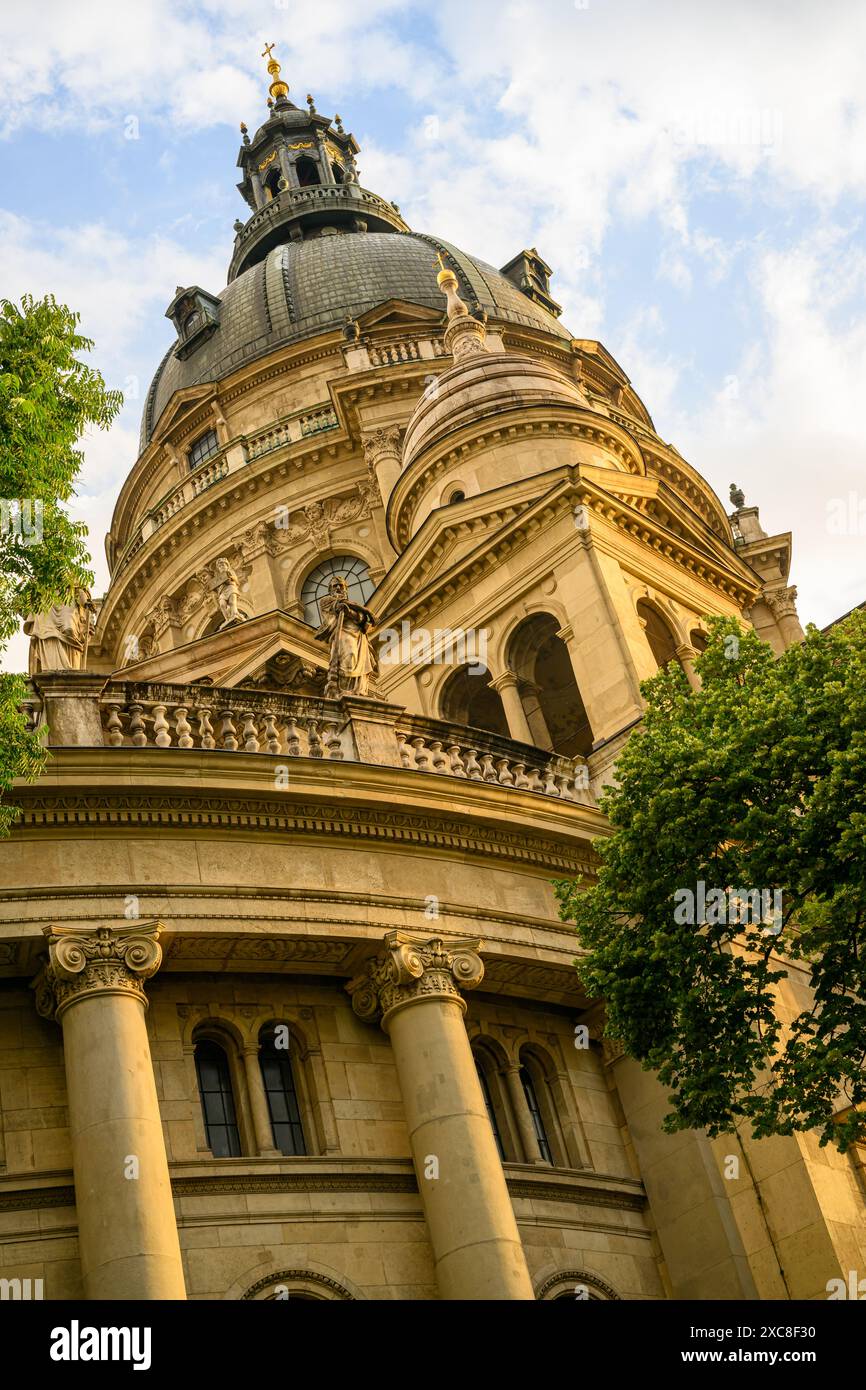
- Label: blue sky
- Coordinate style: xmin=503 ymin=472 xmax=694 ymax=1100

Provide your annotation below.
xmin=2 ymin=0 xmax=865 ymax=669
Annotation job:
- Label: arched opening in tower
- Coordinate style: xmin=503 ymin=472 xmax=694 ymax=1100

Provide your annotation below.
xmin=506 ymin=613 xmax=594 ymax=758
xmin=636 ymin=600 xmax=681 ymax=672
xmin=439 ymin=665 xmax=509 ymax=739
xmin=263 ymin=167 xmax=282 ymax=201
xmin=296 ymin=156 xmax=321 ymax=187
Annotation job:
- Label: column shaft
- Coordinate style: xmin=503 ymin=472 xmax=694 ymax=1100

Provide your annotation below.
xmin=350 ymin=933 xmax=535 ymax=1300
xmin=388 ymin=995 xmax=534 ymax=1299
xmin=242 ymin=1046 xmax=281 ymax=1156
xmin=503 ymin=1063 xmax=546 ymax=1164
xmin=35 ymin=922 xmax=186 ymax=1301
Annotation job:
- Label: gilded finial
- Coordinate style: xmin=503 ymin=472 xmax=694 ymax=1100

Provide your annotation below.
xmin=261 ymin=42 xmax=289 ymax=103
xmin=307 ymin=93 xmax=317 ymax=113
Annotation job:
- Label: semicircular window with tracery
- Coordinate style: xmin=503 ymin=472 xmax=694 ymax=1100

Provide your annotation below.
xmin=301 ymin=555 xmax=375 ymax=627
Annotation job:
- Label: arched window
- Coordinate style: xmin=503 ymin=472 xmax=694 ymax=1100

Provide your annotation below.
xmin=264 ymin=166 xmax=281 ymax=200
xmin=690 ymin=628 xmax=708 ymax=655
xmin=637 ymin=600 xmax=680 ymax=671
xmin=331 ymin=161 xmax=344 ymax=184
xmin=259 ymin=1028 xmax=307 ymax=1156
xmin=519 ymin=1064 xmax=553 ymax=1163
xmin=296 ymin=155 xmax=320 ymax=187
xmin=439 ymin=665 xmax=509 ymax=738
xmin=301 ymin=555 xmax=375 ymax=626
xmin=475 ymin=1058 xmax=505 ymax=1160
xmin=506 ymin=612 xmax=593 ymax=757
xmin=447 ymin=489 xmax=466 ymax=504
xmin=195 ymin=1039 xmax=241 ymax=1157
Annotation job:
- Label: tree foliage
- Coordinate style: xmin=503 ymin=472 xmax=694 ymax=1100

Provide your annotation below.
xmin=555 ymin=611 xmax=866 ymax=1151
xmin=0 ymin=294 xmax=121 ymax=833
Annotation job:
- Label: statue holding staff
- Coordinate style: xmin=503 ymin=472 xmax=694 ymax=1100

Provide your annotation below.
xmin=315 ymin=575 xmax=377 ymax=697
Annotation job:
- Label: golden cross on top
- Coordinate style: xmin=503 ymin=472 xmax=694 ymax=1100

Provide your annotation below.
xmin=261 ymin=42 xmax=276 ymax=62
xmin=433 ymin=251 xmax=450 ymax=272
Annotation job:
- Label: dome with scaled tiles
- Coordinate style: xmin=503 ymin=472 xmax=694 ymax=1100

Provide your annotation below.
xmin=140 ymin=232 xmax=572 ymax=450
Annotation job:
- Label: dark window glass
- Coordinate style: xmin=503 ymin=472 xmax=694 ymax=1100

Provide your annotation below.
xmin=301 ymin=555 xmax=375 ymax=626
xmin=188 ymin=428 xmax=219 ymax=470
xmin=195 ymin=1040 xmax=241 ymax=1157
xmin=259 ymin=1032 xmax=306 ymax=1156
xmin=520 ymin=1065 xmax=553 ymax=1163
xmin=475 ymin=1059 xmax=505 ymax=1160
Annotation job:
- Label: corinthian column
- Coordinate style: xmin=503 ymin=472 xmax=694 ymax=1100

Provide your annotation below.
xmin=349 ymin=933 xmax=534 ymax=1300
xmin=362 ymin=427 xmax=403 ymax=503
xmin=34 ymin=922 xmax=186 ymax=1300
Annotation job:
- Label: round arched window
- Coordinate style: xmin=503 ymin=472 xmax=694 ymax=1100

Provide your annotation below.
xmin=301 ymin=556 xmax=375 ymax=627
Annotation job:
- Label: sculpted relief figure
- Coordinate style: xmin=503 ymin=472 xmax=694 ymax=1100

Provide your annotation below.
xmin=316 ymin=575 xmax=377 ymax=698
xmin=24 ymin=587 xmax=95 ymax=674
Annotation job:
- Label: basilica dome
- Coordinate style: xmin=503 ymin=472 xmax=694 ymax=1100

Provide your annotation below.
xmin=139 ymin=231 xmax=572 ymax=450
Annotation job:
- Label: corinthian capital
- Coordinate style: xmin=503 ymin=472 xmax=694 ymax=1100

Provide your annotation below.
xmin=764 ymin=584 xmax=799 ymax=619
xmin=362 ymin=426 xmax=402 ymax=464
xmin=348 ymin=931 xmax=484 ymax=1028
xmin=33 ymin=921 xmax=164 ymax=1021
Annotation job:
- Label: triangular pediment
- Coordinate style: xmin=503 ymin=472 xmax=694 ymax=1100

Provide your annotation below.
xmin=151 ymin=382 xmax=216 ymax=444
xmin=111 ymin=610 xmax=328 ymax=689
xmin=356 ymin=299 xmax=443 ymax=332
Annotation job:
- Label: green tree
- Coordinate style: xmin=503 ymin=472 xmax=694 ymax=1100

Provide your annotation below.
xmin=0 ymin=294 xmax=121 ymax=833
xmin=555 ymin=610 xmax=866 ymax=1152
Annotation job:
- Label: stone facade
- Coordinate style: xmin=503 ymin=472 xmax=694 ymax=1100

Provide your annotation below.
xmin=1 ymin=55 xmax=861 ymax=1302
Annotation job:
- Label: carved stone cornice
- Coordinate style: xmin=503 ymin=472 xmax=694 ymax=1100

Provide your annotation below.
xmin=348 ymin=931 xmax=484 ymax=1028
xmin=33 ymin=921 xmax=164 ymax=1021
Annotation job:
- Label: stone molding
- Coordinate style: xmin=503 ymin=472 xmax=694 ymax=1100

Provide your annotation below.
xmin=33 ymin=921 xmax=163 ymax=1021
xmin=12 ymin=789 xmax=592 ymax=876
xmin=349 ymin=931 xmax=484 ymax=1027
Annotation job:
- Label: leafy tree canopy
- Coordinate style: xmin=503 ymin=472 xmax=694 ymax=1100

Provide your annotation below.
xmin=555 ymin=611 xmax=866 ymax=1152
xmin=0 ymin=294 xmax=121 ymax=833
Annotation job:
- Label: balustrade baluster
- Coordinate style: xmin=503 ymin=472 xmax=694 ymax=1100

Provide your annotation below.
xmin=174 ymin=706 xmax=193 ymax=749
xmin=198 ymin=707 xmax=215 ymax=749
xmin=153 ymin=705 xmax=171 ymax=748
xmin=285 ymin=717 xmax=302 ymax=756
xmin=307 ymin=719 xmax=323 ymax=758
xmin=480 ymin=753 xmax=498 ymax=782
xmin=446 ymin=745 xmax=467 ymax=776
xmin=463 ymin=748 xmax=482 ymax=779
xmin=322 ymin=720 xmax=344 ymax=760
xmin=395 ymin=731 xmax=412 ymax=768
xmin=241 ymin=711 xmax=260 ymax=752
xmin=263 ymin=712 xmax=281 ymax=754
xmin=104 ymin=704 xmax=124 ymax=747
xmin=429 ymin=740 xmax=448 ymax=773
xmin=219 ymin=710 xmax=238 ymax=751
xmin=495 ymin=758 xmax=515 ymax=785
xmin=411 ymin=736 xmax=430 ymax=771
xmin=128 ymin=704 xmax=147 ymax=748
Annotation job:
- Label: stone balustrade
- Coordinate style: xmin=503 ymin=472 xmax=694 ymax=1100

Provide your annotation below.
xmin=244 ymin=403 xmax=338 ymax=461
xmin=24 ymin=677 xmax=595 ymax=807
xmin=99 ymin=685 xmax=350 ymax=760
